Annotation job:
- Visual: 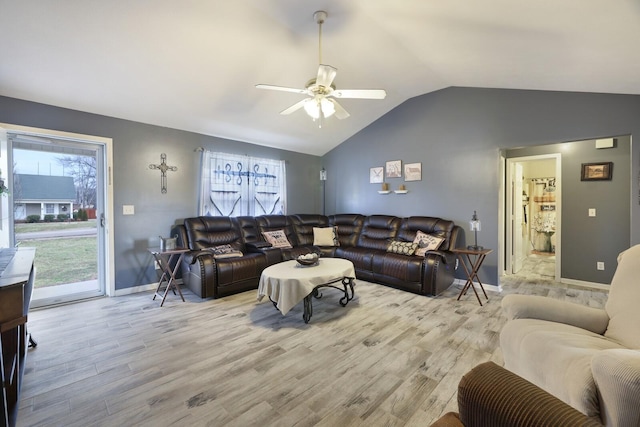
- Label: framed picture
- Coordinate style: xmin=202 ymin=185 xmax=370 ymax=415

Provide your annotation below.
xmin=404 ymin=162 xmax=421 ymax=181
xmin=385 ymin=160 xmax=402 ymax=178
xmin=581 ymin=162 xmax=613 ymax=181
xmin=369 ymin=167 xmax=384 ymax=183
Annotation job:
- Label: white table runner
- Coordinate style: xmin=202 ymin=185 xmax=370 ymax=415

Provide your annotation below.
xmin=257 ymin=258 xmax=355 ymax=315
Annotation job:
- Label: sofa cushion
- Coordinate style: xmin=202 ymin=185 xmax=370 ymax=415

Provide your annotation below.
xmin=215 ymin=253 xmax=266 ymax=284
xmin=605 ymin=244 xmax=640 ymax=348
xmin=413 ymin=230 xmax=445 ymax=256
xmin=357 ymin=215 xmax=401 ymax=251
xmin=261 ymin=230 xmax=292 ymax=249
xmin=386 ymin=240 xmax=418 ymax=255
xmin=328 ymin=214 xmax=365 ymax=247
xmin=256 ymin=215 xmax=298 ymax=247
xmin=398 ymin=216 xmax=456 ymax=251
xmin=313 ymin=226 xmax=339 ymax=246
xmin=501 ymin=318 xmax=625 ymax=418
xmin=290 ymin=214 xmax=330 ymax=246
xmin=374 ymin=253 xmax=424 ymax=284
xmin=184 ymin=216 xmax=243 ymax=250
xmin=335 ymin=247 xmax=375 ymax=272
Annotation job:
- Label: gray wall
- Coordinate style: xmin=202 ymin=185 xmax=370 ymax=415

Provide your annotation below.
xmin=323 ymin=87 xmax=640 ymax=285
xmin=0 ymin=96 xmax=322 ymax=290
xmin=506 ymin=137 xmax=630 ymax=283
xmin=3 ymin=86 xmax=640 ymax=291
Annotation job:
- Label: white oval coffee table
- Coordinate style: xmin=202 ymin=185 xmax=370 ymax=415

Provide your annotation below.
xmin=257 ymin=258 xmax=356 ymax=323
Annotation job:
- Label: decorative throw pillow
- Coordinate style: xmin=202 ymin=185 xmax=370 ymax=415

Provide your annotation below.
xmin=208 ymin=244 xmax=243 ymax=259
xmin=261 ymin=230 xmax=292 ymax=249
xmin=413 ymin=230 xmax=445 ymax=256
xmin=387 ymin=240 xmax=418 ymax=256
xmin=313 ymin=226 xmax=340 ymax=246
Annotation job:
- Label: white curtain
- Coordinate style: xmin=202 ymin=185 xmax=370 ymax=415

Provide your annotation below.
xmin=198 ymin=151 xmax=286 ymax=216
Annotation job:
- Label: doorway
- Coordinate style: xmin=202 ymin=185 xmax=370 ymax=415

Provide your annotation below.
xmin=0 ymin=124 xmax=114 ymax=307
xmin=506 ymin=154 xmax=561 ymax=282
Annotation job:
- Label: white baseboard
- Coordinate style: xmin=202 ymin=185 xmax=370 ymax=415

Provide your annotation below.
xmin=559 ymin=278 xmax=610 ymax=291
xmin=113 ymin=279 xmax=184 ymax=297
xmin=453 ymin=278 xmax=501 ymax=293
xmin=114 ymin=283 xmax=157 ymax=296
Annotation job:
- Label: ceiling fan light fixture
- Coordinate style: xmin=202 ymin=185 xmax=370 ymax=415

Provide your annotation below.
xmin=255 ymin=10 xmax=385 ymax=124
xmin=304 ymin=97 xmax=335 ymax=119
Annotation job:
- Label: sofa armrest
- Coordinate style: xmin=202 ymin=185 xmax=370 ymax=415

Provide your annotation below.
xmin=429 ymin=412 xmax=462 ymax=427
xmin=456 ymin=362 xmax=602 ymax=427
xmin=592 ymin=349 xmax=640 ymax=427
xmin=424 ymin=250 xmax=451 ymax=264
xmin=244 ymin=243 xmax=281 ymax=265
xmin=184 ymin=250 xmax=213 ymax=265
xmin=246 ymin=241 xmax=273 ymax=250
xmin=501 ymin=294 xmax=609 ymax=334
xmin=423 ymin=250 xmax=456 ymax=296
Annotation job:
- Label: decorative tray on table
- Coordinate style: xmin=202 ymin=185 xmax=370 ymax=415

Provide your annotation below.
xmin=296 ymin=253 xmax=319 ymax=266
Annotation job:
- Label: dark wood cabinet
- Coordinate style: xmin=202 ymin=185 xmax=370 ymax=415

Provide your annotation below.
xmin=0 ymin=248 xmax=35 ymax=427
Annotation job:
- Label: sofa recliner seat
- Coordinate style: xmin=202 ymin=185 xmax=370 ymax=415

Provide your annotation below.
xmin=171 ymin=213 xmax=460 ymax=300
xmin=499 ymin=244 xmax=640 ymax=426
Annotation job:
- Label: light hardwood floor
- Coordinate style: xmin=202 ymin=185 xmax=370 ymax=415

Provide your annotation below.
xmin=17 ymin=276 xmax=608 ymax=427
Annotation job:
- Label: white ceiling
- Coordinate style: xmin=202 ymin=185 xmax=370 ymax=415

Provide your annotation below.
xmin=1 ymin=1 xmax=640 ymax=156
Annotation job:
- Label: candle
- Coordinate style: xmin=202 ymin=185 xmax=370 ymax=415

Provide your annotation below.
xmin=399 ymin=184 xmax=406 ymax=191
xmin=382 ymin=183 xmax=389 ymax=191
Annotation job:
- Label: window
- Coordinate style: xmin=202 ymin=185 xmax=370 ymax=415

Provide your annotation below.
xmin=198 ymin=152 xmax=286 ymax=216
xmin=45 ymin=203 xmax=54 ymax=214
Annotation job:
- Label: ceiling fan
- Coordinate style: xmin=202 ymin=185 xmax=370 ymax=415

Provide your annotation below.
xmin=256 ymin=10 xmax=387 ymax=127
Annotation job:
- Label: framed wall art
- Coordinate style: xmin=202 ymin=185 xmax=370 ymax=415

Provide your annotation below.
xmin=369 ymin=166 xmax=384 ymax=183
xmin=581 ymin=162 xmax=613 ymax=181
xmin=404 ymin=162 xmax=422 ymax=181
xmin=385 ymin=160 xmax=402 ymax=178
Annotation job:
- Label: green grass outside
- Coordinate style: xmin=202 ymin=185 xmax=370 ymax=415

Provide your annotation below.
xmin=18 ymin=237 xmax=98 ymax=288
xmin=15 ymin=219 xmax=96 ymax=233
xmin=16 ymin=220 xmax=98 ymax=288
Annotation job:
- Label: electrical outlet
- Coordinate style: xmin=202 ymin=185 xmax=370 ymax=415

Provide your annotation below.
xmin=588 ymin=208 xmax=596 ymax=217
xmin=597 ymin=262 xmax=605 ymax=271
xmin=123 ymin=205 xmax=135 ymax=215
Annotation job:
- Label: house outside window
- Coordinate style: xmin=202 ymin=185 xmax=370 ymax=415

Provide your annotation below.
xmin=12 ymin=175 xmax=76 ymax=220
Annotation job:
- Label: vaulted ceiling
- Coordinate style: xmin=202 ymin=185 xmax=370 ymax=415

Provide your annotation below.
xmin=1 ymin=1 xmax=639 ymax=156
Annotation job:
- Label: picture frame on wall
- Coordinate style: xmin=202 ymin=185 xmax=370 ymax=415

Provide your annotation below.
xmin=581 ymin=162 xmax=613 ymax=181
xmin=369 ymin=167 xmax=384 ymax=183
xmin=404 ymin=162 xmax=422 ymax=181
xmin=386 ymin=160 xmax=402 ymax=178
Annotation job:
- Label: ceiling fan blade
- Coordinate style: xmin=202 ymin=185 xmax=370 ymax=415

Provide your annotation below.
xmin=280 ymin=98 xmax=309 ymax=115
xmin=256 ymin=84 xmax=307 ymax=95
xmin=316 ymin=64 xmax=337 ymax=88
xmin=332 ymin=89 xmax=387 ymax=99
xmin=330 ymin=99 xmax=350 ymax=120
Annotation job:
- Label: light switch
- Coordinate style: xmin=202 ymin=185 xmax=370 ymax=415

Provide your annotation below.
xmin=588 ymin=208 xmax=596 ymax=217
xmin=123 ymin=205 xmax=135 ymax=215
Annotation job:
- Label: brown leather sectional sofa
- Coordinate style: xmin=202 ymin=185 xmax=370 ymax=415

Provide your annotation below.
xmin=170 ymin=213 xmax=460 ymax=299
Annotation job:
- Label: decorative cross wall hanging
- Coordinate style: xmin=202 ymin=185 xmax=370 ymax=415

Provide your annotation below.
xmin=149 ymin=153 xmax=177 ymax=194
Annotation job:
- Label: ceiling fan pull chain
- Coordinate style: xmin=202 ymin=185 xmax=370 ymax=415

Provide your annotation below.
xmin=317 ymin=12 xmax=324 ymax=64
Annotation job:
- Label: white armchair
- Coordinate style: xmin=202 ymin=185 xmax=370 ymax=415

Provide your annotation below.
xmin=500 ymin=244 xmax=640 ymax=426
